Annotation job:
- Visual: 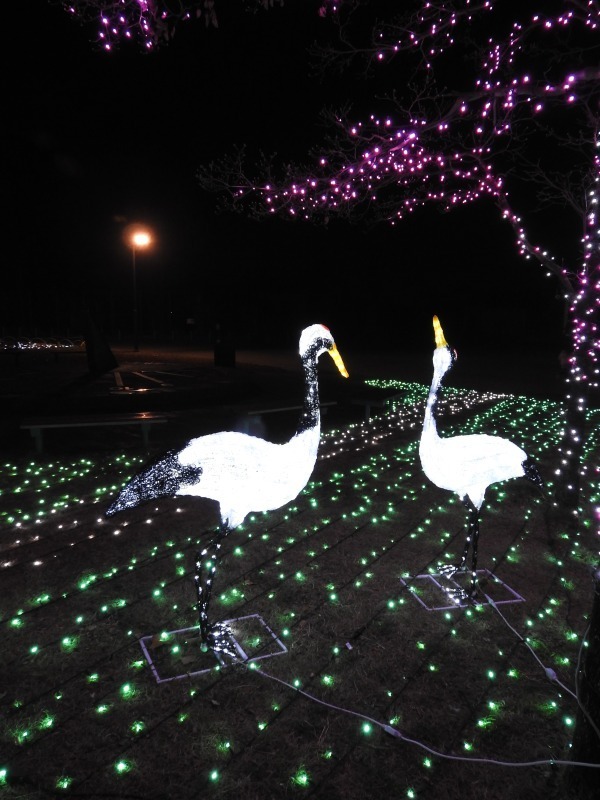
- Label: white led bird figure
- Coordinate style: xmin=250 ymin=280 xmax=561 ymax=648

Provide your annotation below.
xmin=106 ymin=324 xmax=349 ymax=653
xmin=419 ymin=316 xmax=545 ymax=604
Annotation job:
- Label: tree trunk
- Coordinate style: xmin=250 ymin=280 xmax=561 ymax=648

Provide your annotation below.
xmin=561 ymin=566 xmax=600 ymax=795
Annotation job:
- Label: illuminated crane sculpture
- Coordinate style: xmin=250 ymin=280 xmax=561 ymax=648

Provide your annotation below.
xmin=106 ymin=323 xmax=349 ymax=652
xmin=419 ymin=316 xmax=545 ymax=604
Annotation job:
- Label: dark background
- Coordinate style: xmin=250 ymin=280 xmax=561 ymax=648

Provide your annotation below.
xmin=3 ymin=1 xmax=567 ymax=358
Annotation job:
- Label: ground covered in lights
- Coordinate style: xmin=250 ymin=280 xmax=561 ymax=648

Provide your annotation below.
xmin=1 ymin=379 xmax=598 ymax=800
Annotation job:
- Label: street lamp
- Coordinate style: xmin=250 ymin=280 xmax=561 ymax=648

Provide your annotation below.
xmin=129 ymin=228 xmax=152 ymax=352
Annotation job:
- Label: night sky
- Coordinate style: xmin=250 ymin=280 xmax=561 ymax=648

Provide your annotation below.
xmin=5 ymin=2 xmax=567 ymax=357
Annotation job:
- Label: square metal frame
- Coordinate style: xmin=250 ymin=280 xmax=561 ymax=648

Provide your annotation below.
xmin=139 ymin=613 xmax=288 ymax=684
xmin=399 ymin=568 xmax=525 ymax=611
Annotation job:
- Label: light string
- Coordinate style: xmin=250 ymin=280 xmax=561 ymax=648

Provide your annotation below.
xmin=248 ymin=661 xmax=600 ymax=770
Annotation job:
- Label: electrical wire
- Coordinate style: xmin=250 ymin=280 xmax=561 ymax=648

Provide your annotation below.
xmin=243 ymin=656 xmax=600 ymax=770
xmin=483 ymin=591 xmax=600 ymax=742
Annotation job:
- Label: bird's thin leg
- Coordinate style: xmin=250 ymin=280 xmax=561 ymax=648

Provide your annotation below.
xmin=195 ymin=526 xmax=233 ymax=654
xmin=465 ymin=505 xmax=481 ymax=601
xmin=439 ymin=495 xmax=472 ymax=579
xmin=444 ymin=498 xmax=480 ymax=605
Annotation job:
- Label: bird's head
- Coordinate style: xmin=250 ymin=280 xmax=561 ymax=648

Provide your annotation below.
xmin=300 ymin=324 xmax=349 ymax=378
xmin=432 ymin=315 xmax=457 ymax=374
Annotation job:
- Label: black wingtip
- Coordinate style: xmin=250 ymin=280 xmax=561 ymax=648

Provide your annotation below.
xmin=104 ymin=450 xmax=203 ymax=519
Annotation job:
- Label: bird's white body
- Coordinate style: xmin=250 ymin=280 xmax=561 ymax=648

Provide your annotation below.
xmin=420 ymin=426 xmax=528 ymax=511
xmin=177 ymin=426 xmax=320 ymax=528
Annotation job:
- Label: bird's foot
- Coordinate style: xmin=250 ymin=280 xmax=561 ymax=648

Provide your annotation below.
xmin=438 ymin=563 xmax=461 ymax=579
xmin=200 ymin=621 xmax=237 ymax=659
xmin=443 ymin=586 xmax=476 ymax=606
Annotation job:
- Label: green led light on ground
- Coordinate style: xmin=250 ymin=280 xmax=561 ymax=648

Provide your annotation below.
xmin=115 ymin=759 xmax=132 ymax=774
xmin=540 ymin=700 xmax=558 ymax=713
xmin=15 ymin=729 xmax=30 ymax=744
xmin=38 ymin=714 xmax=54 ymax=730
xmin=56 ymin=776 xmax=72 ymax=790
xmin=292 ymin=768 xmax=310 ymax=787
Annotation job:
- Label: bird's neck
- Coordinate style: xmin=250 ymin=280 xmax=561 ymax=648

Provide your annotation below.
xmin=297 ymin=359 xmax=320 ymax=435
xmin=423 ymin=372 xmax=443 ymax=438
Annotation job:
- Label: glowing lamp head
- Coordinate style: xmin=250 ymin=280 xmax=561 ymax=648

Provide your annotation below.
xmin=131 ymin=230 xmax=151 ymax=249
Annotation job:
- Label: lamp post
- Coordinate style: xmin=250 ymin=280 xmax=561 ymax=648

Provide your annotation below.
xmin=130 ymin=229 xmax=151 ymax=352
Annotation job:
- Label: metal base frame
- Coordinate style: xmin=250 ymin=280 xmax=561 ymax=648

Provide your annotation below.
xmin=139 ymin=613 xmax=288 ymax=684
xmin=399 ymin=568 xmax=525 ymax=611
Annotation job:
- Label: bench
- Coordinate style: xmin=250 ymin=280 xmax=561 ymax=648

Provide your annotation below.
xmin=349 ymin=392 xmax=405 ymax=421
xmin=247 ymin=401 xmax=337 ymax=418
xmin=20 ymin=412 xmax=168 ymax=454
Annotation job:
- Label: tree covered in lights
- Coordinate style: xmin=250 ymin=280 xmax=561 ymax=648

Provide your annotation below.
xmin=55 ymin=0 xmax=284 ymax=51
xmin=197 ymin=0 xmax=599 ymax=519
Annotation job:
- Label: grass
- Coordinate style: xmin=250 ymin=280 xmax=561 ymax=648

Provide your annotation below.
xmin=0 ymin=380 xmax=598 ymax=800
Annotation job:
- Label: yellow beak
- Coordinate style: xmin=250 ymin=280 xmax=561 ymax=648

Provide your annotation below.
xmin=329 ymin=344 xmax=349 ymax=378
xmin=433 ymin=315 xmax=448 ymax=348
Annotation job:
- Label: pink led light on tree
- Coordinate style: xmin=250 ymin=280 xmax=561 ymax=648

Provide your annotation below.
xmin=57 ymin=0 xmax=283 ymax=51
